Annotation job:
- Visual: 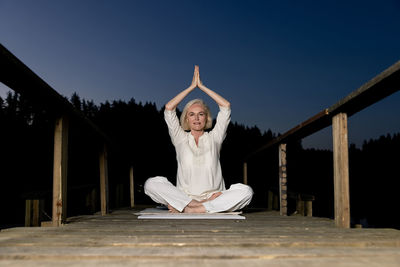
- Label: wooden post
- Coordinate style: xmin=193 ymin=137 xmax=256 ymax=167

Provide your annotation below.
xmin=243 ymin=162 xmax=248 ymax=185
xmin=32 ymin=199 xmax=40 ymax=226
xmin=296 ymin=199 xmax=305 ymax=216
xmin=130 ymin=166 xmax=135 ymax=208
xmin=332 ymin=113 xmax=350 ymax=228
xmin=305 ymin=200 xmax=313 ymax=217
xmin=52 ymin=115 xmax=69 ymax=226
xmin=25 ymin=199 xmax=41 ymax=227
xmin=279 ymin=143 xmax=287 ymax=216
xmin=99 ymin=144 xmax=109 ymax=215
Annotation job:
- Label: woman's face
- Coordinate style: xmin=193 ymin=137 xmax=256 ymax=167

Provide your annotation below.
xmin=187 ymin=104 xmax=207 ymax=132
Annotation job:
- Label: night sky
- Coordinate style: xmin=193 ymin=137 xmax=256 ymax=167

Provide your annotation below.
xmin=1 ymin=0 xmax=400 ymax=149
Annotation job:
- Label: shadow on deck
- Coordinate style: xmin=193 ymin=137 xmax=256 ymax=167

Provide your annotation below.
xmin=1 ymin=208 xmax=400 ymax=266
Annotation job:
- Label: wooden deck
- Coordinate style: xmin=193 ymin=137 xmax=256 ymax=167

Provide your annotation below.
xmin=1 ymin=208 xmax=400 ymax=266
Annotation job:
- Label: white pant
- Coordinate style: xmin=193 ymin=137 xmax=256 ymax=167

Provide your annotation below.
xmin=144 ymin=176 xmax=253 ymax=213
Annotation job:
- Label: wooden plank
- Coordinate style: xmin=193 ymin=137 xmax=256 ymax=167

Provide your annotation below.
xmin=99 ymin=144 xmax=109 ymax=215
xmin=332 ymin=113 xmax=350 ymax=228
xmin=2 ymin=210 xmax=400 ymax=267
xmin=130 ymin=166 xmax=135 ymax=208
xmin=279 ymin=144 xmax=287 ymax=216
xmin=52 ymin=115 xmax=69 ymax=226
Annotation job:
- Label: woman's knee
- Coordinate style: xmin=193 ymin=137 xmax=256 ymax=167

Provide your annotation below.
xmin=144 ymin=176 xmax=168 ymax=194
xmin=230 ymin=183 xmax=254 ymax=198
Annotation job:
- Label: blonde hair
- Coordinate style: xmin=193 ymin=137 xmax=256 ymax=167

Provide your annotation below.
xmin=180 ymin=99 xmax=212 ymax=131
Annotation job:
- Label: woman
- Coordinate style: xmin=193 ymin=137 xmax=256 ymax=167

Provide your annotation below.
xmin=144 ymin=66 xmax=253 ymax=213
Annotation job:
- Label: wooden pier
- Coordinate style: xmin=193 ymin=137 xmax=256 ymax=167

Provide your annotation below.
xmin=1 ymin=208 xmax=400 ymax=266
xmin=2 ymin=43 xmax=400 ymax=266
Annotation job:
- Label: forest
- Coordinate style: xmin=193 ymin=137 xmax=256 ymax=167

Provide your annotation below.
xmin=0 ymin=91 xmax=399 ymax=229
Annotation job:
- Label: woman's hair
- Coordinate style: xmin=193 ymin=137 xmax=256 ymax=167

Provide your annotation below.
xmin=180 ymin=99 xmax=212 ymax=131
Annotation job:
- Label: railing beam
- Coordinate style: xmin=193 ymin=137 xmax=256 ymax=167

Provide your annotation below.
xmin=332 ymin=113 xmax=350 ymax=228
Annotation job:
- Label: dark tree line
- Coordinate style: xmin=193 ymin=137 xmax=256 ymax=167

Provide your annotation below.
xmin=349 ymin=135 xmax=400 ymax=228
xmin=1 ymin=91 xmax=399 ymax=229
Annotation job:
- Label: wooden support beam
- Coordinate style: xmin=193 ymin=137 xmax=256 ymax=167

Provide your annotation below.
xmin=25 ymin=199 xmax=42 ymax=227
xmin=243 ymin=162 xmax=248 ymax=185
xmin=305 ymin=200 xmax=313 ymax=217
xmin=279 ymin=143 xmax=288 ymax=216
xmin=99 ymin=144 xmax=109 ymax=215
xmin=332 ymin=113 xmax=350 ymax=228
xmin=52 ymin=116 xmax=69 ymax=227
xmin=296 ymin=199 xmax=305 ymax=216
xmin=130 ymin=166 xmax=135 ymax=208
xmin=32 ymin=199 xmax=40 ymax=226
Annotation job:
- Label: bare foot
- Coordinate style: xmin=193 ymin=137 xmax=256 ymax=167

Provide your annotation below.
xmin=168 ymin=204 xmax=180 ymax=213
xmin=183 ymin=204 xmax=206 ymax=213
xmin=187 ymin=199 xmax=203 ymax=207
xmin=208 ymin=192 xmax=222 ymax=201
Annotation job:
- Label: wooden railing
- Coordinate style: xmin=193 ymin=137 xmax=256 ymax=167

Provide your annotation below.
xmin=0 ymin=43 xmax=135 ymax=226
xmin=244 ymin=60 xmax=400 ymax=228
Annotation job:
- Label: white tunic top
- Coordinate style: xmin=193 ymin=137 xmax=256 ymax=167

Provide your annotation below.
xmin=164 ymin=106 xmax=231 ymax=201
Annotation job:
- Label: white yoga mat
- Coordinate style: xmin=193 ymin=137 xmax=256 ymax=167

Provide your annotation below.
xmin=135 ymin=208 xmax=245 ymax=220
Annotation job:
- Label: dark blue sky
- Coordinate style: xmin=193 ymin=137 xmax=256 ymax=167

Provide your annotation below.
xmin=1 ymin=0 xmax=400 ymax=149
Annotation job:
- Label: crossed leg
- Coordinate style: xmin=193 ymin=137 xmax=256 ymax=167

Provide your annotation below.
xmin=168 ymin=193 xmax=222 ymax=213
xmin=168 ymin=199 xmax=204 ymax=213
xmin=144 ymin=176 xmax=253 ymax=213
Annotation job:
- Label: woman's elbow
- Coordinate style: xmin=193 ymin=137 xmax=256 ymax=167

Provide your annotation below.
xmin=221 ymin=101 xmax=231 ymax=108
xmin=165 ymin=103 xmax=174 ymax=110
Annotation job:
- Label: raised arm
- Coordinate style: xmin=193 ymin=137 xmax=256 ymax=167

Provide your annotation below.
xmin=197 ymin=68 xmax=230 ymax=108
xmin=165 ymin=66 xmax=198 ymax=111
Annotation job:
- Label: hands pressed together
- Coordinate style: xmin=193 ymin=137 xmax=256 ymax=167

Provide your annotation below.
xmin=189 ymin=65 xmax=207 ymax=91
xmin=165 ymin=65 xmax=230 ymax=111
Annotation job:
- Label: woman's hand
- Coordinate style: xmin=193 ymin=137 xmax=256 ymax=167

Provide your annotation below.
xmin=195 ymin=65 xmax=208 ymax=89
xmin=190 ymin=65 xmax=200 ymax=89
xmin=165 ymin=65 xmax=230 ymax=111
